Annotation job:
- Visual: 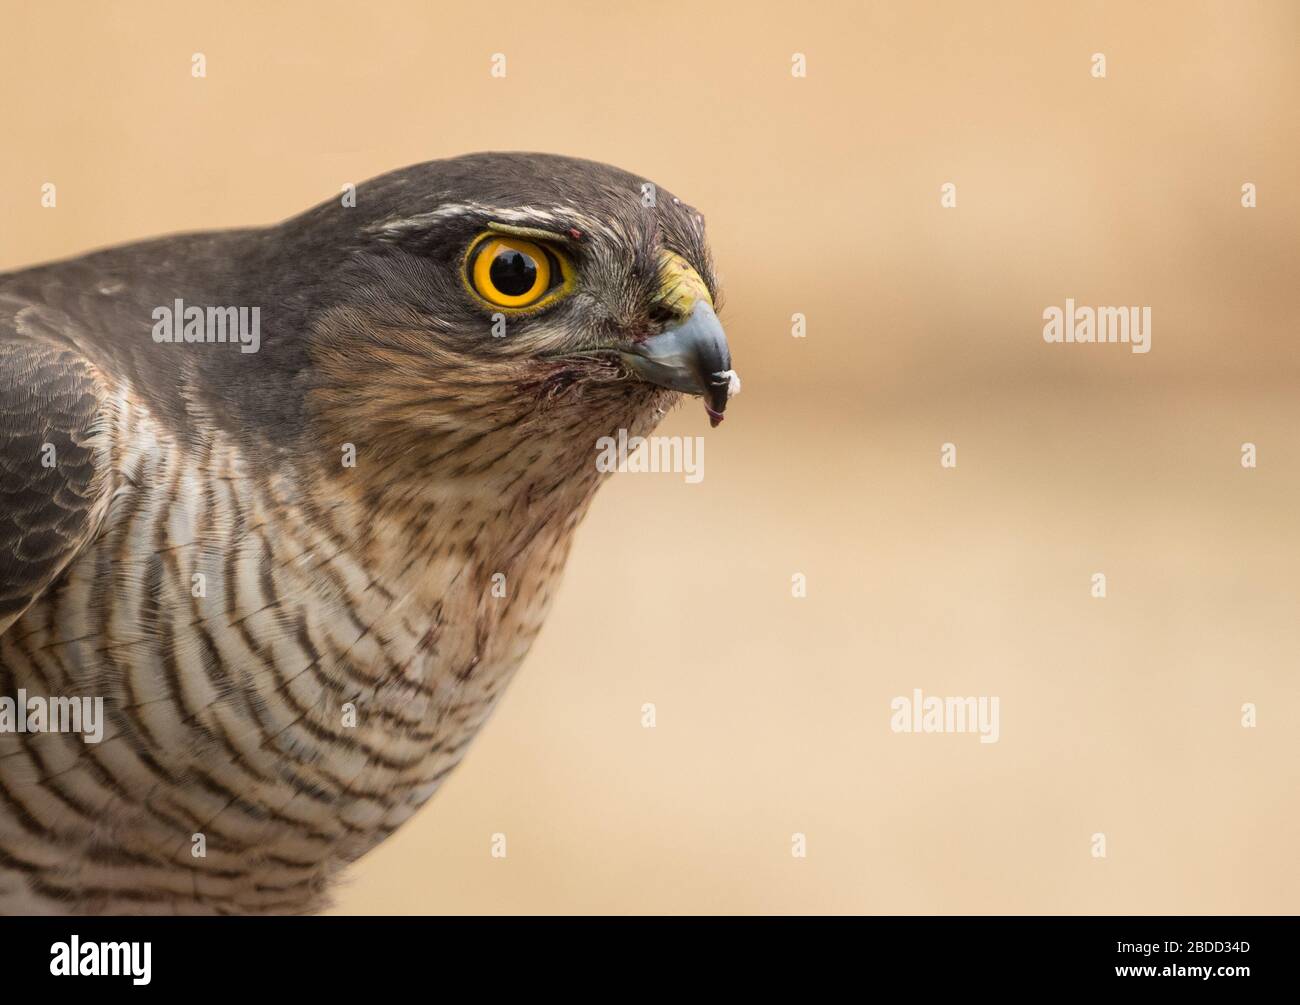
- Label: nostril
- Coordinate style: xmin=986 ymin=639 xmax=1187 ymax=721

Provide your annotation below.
xmin=646 ymin=303 xmax=677 ymax=328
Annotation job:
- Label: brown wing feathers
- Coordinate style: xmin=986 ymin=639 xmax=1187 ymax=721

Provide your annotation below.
xmin=0 ymin=335 xmax=109 ymax=635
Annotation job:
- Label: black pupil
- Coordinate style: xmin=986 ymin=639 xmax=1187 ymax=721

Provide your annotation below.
xmin=489 ymin=249 xmax=537 ymax=297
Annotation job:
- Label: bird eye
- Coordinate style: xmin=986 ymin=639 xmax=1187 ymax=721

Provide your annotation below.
xmin=465 ymin=234 xmax=571 ymax=311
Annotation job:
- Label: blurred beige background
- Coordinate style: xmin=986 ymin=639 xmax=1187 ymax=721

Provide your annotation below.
xmin=2 ymin=0 xmax=1297 ymax=913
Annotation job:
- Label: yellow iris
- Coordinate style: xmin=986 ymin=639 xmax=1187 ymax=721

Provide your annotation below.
xmin=466 ymin=234 xmax=571 ymax=311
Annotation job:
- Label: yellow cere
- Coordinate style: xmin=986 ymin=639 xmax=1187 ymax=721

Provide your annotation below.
xmin=655 ymin=250 xmax=713 ymax=318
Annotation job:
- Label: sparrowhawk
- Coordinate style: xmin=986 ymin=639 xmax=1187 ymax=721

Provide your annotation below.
xmin=0 ymin=152 xmax=734 ymax=914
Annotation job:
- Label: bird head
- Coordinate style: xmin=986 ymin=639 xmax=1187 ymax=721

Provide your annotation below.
xmin=264 ymin=152 xmax=733 ymax=514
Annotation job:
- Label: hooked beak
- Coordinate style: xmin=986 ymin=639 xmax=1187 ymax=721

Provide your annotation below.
xmin=620 ymin=301 xmax=735 ymax=426
xmin=620 ymin=253 xmax=739 ymax=426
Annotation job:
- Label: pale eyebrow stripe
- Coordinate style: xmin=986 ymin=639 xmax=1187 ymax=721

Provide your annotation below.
xmin=485 ymin=221 xmax=579 ymax=245
xmin=365 ymin=202 xmax=613 ymax=244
